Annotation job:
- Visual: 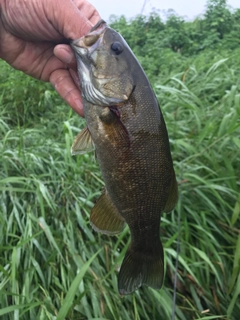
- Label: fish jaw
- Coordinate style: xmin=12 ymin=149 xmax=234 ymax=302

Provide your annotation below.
xmin=71 ymin=37 xmax=125 ymax=106
xmin=71 ymin=20 xmax=135 ymax=107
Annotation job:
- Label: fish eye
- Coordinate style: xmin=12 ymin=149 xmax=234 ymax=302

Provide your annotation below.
xmin=111 ymin=42 xmax=124 ymax=55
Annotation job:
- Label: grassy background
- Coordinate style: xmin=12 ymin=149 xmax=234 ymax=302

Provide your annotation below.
xmin=0 ymin=19 xmax=240 ymax=320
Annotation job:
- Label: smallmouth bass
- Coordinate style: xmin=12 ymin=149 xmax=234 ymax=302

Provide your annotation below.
xmin=71 ymin=20 xmax=178 ymax=295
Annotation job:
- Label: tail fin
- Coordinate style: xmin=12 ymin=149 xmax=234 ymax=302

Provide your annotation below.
xmin=118 ymin=244 xmax=164 ymax=295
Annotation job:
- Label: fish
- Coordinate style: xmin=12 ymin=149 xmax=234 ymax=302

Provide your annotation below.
xmin=70 ymin=20 xmax=178 ymax=295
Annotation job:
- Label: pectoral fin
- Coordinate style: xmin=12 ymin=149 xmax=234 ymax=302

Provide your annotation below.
xmin=163 ymin=169 xmax=178 ymax=213
xmin=90 ymin=190 xmax=125 ymax=235
xmin=71 ymin=127 xmax=95 ymax=155
xmin=100 ymin=107 xmax=130 ymax=149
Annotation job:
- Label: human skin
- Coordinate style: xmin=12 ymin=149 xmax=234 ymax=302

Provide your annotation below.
xmin=0 ymin=0 xmax=101 ymax=116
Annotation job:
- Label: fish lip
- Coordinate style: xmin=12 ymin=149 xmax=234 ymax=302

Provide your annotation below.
xmin=90 ymin=19 xmax=107 ymax=32
xmin=70 ymin=20 xmax=107 ymax=55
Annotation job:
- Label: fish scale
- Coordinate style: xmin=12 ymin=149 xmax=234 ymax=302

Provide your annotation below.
xmin=71 ymin=19 xmax=178 ymax=295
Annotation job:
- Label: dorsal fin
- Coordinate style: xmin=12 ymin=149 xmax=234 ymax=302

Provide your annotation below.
xmin=163 ymin=169 xmax=178 ymax=213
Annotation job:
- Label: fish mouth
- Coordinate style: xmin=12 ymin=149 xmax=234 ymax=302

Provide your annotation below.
xmin=71 ymin=20 xmax=107 ymax=58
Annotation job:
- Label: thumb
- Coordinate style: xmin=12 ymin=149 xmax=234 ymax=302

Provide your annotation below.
xmin=49 ymin=0 xmax=101 ymax=40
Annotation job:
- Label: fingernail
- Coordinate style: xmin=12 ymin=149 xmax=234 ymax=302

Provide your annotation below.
xmin=74 ymin=99 xmax=84 ymax=117
xmin=64 ymin=49 xmax=74 ymax=64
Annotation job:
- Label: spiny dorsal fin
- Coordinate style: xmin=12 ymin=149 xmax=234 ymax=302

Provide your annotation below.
xmin=71 ymin=127 xmax=95 ymax=155
xmin=90 ymin=190 xmax=125 ymax=235
xmin=163 ymin=168 xmax=178 ymax=213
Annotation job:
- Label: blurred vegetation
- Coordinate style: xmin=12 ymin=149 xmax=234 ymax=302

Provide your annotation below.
xmin=0 ymin=0 xmax=239 ymax=319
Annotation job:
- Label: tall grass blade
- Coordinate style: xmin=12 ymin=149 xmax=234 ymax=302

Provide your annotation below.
xmin=56 ymin=250 xmax=101 ymax=320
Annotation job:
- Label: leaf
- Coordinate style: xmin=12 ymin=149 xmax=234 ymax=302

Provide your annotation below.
xmin=231 ymin=195 xmax=240 ymax=226
xmin=228 ymin=234 xmax=240 ymax=294
xmin=38 ymin=217 xmax=63 ymax=259
xmin=227 ymin=271 xmax=240 ymax=317
xmin=0 ymin=303 xmax=41 ymax=316
xmin=206 ymin=58 xmax=228 ymax=76
xmin=56 ymin=250 xmax=101 ymax=320
xmin=191 ymin=247 xmax=221 ymax=285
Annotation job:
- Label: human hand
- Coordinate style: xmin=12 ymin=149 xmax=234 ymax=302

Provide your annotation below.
xmin=0 ymin=0 xmax=101 ymax=116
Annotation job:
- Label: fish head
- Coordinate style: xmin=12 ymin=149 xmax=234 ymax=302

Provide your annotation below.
xmin=71 ymin=20 xmax=135 ymax=106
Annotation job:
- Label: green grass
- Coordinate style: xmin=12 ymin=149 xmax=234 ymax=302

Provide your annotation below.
xmin=0 ymin=45 xmax=239 ymax=320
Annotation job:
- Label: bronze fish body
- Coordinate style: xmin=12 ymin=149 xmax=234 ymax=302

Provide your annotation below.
xmin=71 ymin=20 xmax=178 ymax=295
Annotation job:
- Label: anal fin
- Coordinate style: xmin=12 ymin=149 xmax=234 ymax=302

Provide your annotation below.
xmin=90 ymin=190 xmax=125 ymax=235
